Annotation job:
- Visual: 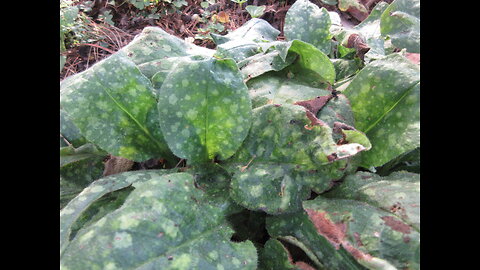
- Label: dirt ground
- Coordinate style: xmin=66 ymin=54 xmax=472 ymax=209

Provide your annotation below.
xmin=60 ymin=0 xmax=392 ymax=81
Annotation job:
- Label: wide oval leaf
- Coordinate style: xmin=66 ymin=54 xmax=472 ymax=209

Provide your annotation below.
xmin=284 ymin=0 xmax=332 ymax=54
xmin=60 ymin=52 xmax=175 ymax=163
xmin=343 ymin=53 xmax=419 ymax=168
xmin=380 ymin=0 xmax=420 ymax=53
xmin=120 ymin=27 xmax=214 ymax=65
xmin=60 ymin=170 xmax=175 ymax=255
xmin=158 ymin=57 xmax=252 ymax=164
xmin=60 ymin=173 xmax=258 ymax=270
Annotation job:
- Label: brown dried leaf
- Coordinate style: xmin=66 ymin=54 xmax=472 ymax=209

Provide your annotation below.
xmin=103 ymin=156 xmax=134 ymax=176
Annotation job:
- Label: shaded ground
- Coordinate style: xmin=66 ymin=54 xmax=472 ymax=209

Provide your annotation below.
xmin=60 ymin=0 xmax=392 ymax=81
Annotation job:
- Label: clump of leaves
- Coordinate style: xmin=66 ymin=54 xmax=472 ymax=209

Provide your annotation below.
xmin=60 ymin=0 xmax=420 ymax=269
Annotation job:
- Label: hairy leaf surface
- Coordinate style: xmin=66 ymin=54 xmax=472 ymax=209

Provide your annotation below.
xmin=343 ymin=53 xmax=419 ymax=168
xmin=60 ymin=170 xmax=174 ymax=255
xmin=60 ymin=52 xmax=175 ymax=163
xmin=60 ymin=173 xmax=258 ymax=270
xmin=158 ymin=57 xmax=252 ymax=163
xmin=284 ymin=0 xmax=332 ymax=54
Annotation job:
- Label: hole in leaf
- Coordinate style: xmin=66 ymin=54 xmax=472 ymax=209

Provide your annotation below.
xmin=227 ymin=209 xmax=269 ymax=246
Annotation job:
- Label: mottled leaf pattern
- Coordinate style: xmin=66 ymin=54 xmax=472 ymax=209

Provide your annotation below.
xmin=158 ymin=57 xmax=252 ymax=163
xmin=354 ymin=2 xmax=390 ymax=62
xmin=284 ymin=0 xmax=332 ymax=54
xmin=60 ymin=173 xmax=258 ymax=270
xmin=120 ymin=27 xmax=214 ymax=65
xmin=343 ymin=53 xmax=419 ymax=168
xmin=267 ymin=170 xmax=420 ymax=269
xmin=240 ymin=39 xmax=335 ymax=85
xmin=60 ymin=52 xmax=175 ymax=163
xmin=59 ymin=12 xmax=420 ymax=267
xmin=380 ymin=0 xmax=420 ymax=53
xmin=60 ymin=109 xmax=87 ymax=148
xmin=230 ymin=104 xmax=337 ymax=168
xmin=226 ymin=102 xmax=370 ymax=214
xmin=325 ymin=171 xmax=420 ymax=230
xmin=213 ymin=18 xmax=280 ymax=62
xmin=230 ymin=163 xmax=311 ymax=215
xmin=247 ymin=72 xmax=331 ymax=109
xmin=60 ymin=170 xmax=175 ymax=255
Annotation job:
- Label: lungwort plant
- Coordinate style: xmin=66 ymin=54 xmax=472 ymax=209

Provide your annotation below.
xmin=60 ymin=0 xmax=420 ymax=269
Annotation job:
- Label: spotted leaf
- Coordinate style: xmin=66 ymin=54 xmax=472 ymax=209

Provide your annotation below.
xmin=225 ymin=104 xmax=370 ymax=214
xmin=325 ymin=171 xmax=420 ymax=229
xmin=284 ymin=0 xmax=332 ymax=54
xmin=247 ymin=72 xmax=331 ymax=109
xmin=60 ymin=52 xmax=176 ymax=164
xmin=60 ymin=173 xmax=258 ymax=270
xmin=212 ymin=18 xmax=280 ymax=62
xmin=120 ymin=26 xmax=214 ymax=65
xmin=380 ymin=0 xmax=420 ymax=53
xmin=60 ymin=170 xmax=176 ymax=255
xmin=158 ymin=57 xmax=252 ymax=164
xmin=240 ymin=39 xmax=336 ymax=85
xmin=343 ymin=53 xmax=419 ymax=168
xmin=60 ymin=109 xmax=87 ymax=148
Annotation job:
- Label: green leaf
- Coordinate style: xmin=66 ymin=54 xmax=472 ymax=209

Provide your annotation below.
xmin=247 ymin=72 xmax=331 ymax=109
xmin=267 ymin=211 xmax=366 ymax=270
xmin=331 ymin=58 xmax=362 ymax=81
xmin=213 ymin=18 xmax=280 ymax=62
xmin=246 ymin=5 xmax=266 ymax=18
xmin=325 ymin=171 xmax=420 ymax=230
xmin=343 ymin=53 xmax=419 ymax=168
xmin=225 ymin=103 xmax=370 ymax=214
xmin=229 ymin=104 xmax=337 ymax=168
xmin=380 ymin=0 xmax=420 ymax=53
xmin=267 ymin=181 xmax=420 ymax=270
xmin=239 ymin=39 xmax=336 ymax=85
xmin=284 ymin=0 xmax=332 ymax=54
xmin=61 ymin=173 xmax=258 ymax=270
xmin=259 ymin=239 xmax=305 ymax=270
xmin=283 ymin=40 xmax=336 ymax=85
xmin=120 ymin=26 xmax=214 ymax=65
xmin=60 ymin=109 xmax=87 ymax=148
xmin=60 ymin=143 xmax=107 ymax=209
xmin=60 ymin=170 xmax=177 ymax=256
xmin=230 ymin=163 xmax=311 ymax=215
xmin=354 ymin=1 xmax=390 ymax=61
xmin=237 ymin=42 xmax=297 ymax=80
xmin=158 ymin=57 xmax=252 ymax=164
xmin=60 ymin=52 xmax=176 ymax=163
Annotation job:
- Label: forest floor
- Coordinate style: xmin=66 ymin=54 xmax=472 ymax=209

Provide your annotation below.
xmin=60 ymin=0 xmax=392 ymax=81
